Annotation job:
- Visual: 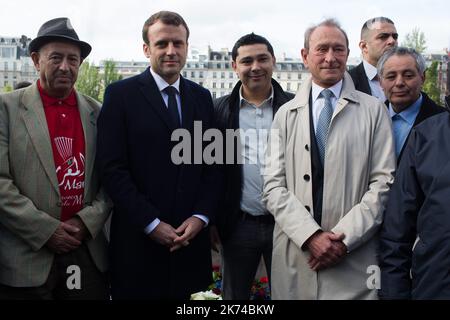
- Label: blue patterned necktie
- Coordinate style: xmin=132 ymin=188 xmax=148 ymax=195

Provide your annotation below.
xmin=316 ymin=89 xmax=334 ymax=165
xmin=163 ymin=86 xmax=181 ymax=127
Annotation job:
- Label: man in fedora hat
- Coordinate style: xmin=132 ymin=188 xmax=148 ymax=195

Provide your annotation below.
xmin=0 ymin=17 xmax=111 ymax=299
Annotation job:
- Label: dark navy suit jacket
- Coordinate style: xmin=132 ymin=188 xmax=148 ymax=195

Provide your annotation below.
xmin=96 ymin=68 xmax=220 ymax=299
xmin=380 ymin=110 xmax=450 ymax=299
xmin=349 ymin=62 xmax=372 ymax=96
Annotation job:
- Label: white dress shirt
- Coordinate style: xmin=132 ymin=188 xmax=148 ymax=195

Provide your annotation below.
xmin=363 ymin=59 xmax=386 ymax=102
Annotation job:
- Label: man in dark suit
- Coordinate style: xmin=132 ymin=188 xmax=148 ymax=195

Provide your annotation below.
xmin=96 ymin=11 xmax=220 ymax=299
xmin=349 ymin=17 xmax=397 ymax=101
xmin=211 ymin=33 xmax=294 ymax=299
xmin=378 ymin=46 xmax=444 ymax=162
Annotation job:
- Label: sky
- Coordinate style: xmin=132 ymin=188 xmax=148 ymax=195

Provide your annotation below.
xmin=1 ymin=0 xmax=449 ymax=63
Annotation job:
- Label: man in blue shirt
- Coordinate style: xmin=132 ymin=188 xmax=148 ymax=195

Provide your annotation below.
xmin=377 ymin=47 xmax=443 ymax=162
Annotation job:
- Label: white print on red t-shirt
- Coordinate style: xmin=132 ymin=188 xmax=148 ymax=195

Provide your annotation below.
xmin=54 ymin=137 xmax=85 ymax=191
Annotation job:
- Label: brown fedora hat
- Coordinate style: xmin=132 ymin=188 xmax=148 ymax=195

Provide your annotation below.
xmin=28 ymin=17 xmax=92 ymax=59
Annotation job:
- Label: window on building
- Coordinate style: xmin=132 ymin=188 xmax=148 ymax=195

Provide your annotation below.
xmin=229 ymin=83 xmax=233 ymax=89
xmin=276 ymin=73 xmax=281 ymax=80
xmin=199 ymin=71 xmax=204 ymax=78
xmin=221 ymin=82 xmax=225 ymax=88
xmin=217 ymin=63 xmax=221 ymax=69
xmin=221 ymin=72 xmax=225 ymax=79
xmin=191 ymin=71 xmax=195 ymax=78
xmin=229 ymin=72 xmax=234 ymax=79
xmin=183 ymin=71 xmax=187 ymax=77
xmin=213 ymin=82 xmax=216 ymax=88
xmin=1 ymin=47 xmax=13 ymax=58
xmin=199 ymin=82 xmax=203 ymax=86
xmin=225 ymin=63 xmax=229 ymax=69
xmin=212 ymin=92 xmax=217 ymax=99
xmin=298 ymin=73 xmax=302 ymax=80
xmin=287 ymin=73 xmax=291 ymax=80
xmin=287 ymin=83 xmax=291 ymax=91
xmin=213 ymin=72 xmax=217 ymax=78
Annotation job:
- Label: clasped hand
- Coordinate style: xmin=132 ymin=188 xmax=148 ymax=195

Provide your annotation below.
xmin=149 ymin=217 xmax=205 ymax=252
xmin=305 ymin=231 xmax=347 ymax=271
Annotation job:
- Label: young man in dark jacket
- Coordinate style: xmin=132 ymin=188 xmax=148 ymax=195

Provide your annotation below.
xmin=211 ymin=33 xmax=294 ymax=300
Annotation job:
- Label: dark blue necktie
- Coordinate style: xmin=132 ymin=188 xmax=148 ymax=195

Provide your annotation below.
xmin=163 ymin=86 xmax=180 ymax=127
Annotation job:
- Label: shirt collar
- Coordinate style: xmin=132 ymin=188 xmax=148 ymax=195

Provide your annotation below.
xmin=363 ymin=59 xmax=379 ymax=81
xmin=311 ymin=80 xmax=343 ymax=104
xmin=150 ymin=67 xmax=180 ymax=94
xmin=239 ymin=85 xmax=274 ymax=108
xmin=37 ymin=80 xmax=77 ymax=107
xmin=389 ymin=94 xmax=423 ymax=125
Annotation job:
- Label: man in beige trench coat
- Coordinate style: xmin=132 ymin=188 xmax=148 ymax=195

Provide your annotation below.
xmin=262 ymin=19 xmax=396 ymax=299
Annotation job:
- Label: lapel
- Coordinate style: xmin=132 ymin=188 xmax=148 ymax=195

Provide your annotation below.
xmin=138 ymin=68 xmax=194 ymax=131
xmin=179 ymin=77 xmax=195 ymax=131
xmin=292 ymin=73 xmax=359 ymax=125
xmin=76 ymin=92 xmax=97 ymax=198
xmin=334 ymin=73 xmax=360 ymax=119
xmin=21 ymin=84 xmax=60 ymax=195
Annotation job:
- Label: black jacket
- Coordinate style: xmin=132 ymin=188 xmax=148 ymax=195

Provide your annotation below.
xmin=386 ymin=92 xmax=444 ymax=163
xmin=349 ymin=62 xmax=372 ymax=95
xmin=97 ymin=68 xmax=220 ymax=299
xmin=379 ymin=110 xmax=450 ymax=299
xmin=213 ymin=79 xmax=294 ymax=242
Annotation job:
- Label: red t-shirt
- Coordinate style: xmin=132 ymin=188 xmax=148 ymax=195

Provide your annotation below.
xmin=38 ymin=81 xmax=86 ymax=221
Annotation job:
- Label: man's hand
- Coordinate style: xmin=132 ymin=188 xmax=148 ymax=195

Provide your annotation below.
xmin=148 ymin=221 xmax=179 ymax=248
xmin=210 ymin=225 xmax=222 ymax=253
xmin=65 ymin=216 xmax=89 ymax=242
xmin=171 ymin=217 xmax=205 ymax=252
xmin=46 ymin=222 xmax=82 ymax=254
xmin=305 ymin=231 xmax=347 ymax=271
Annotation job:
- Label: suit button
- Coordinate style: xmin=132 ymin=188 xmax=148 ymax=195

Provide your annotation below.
xmin=303 ymin=174 xmax=310 ymax=182
xmin=305 ymin=206 xmax=311 ymax=212
xmin=305 ymin=144 xmax=309 ymax=151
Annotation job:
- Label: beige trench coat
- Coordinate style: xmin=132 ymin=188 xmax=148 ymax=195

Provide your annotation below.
xmin=263 ymin=73 xmax=396 ymax=299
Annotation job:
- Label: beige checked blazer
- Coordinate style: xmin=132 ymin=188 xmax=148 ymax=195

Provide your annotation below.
xmin=0 ymin=83 xmax=111 ymax=287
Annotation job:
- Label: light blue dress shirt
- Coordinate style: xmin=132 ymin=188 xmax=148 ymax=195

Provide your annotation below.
xmin=389 ymin=94 xmax=423 ymax=158
xmin=239 ymin=86 xmax=274 ymax=216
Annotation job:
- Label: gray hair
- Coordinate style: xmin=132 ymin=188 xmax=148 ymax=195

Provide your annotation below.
xmin=304 ymin=18 xmax=349 ymax=51
xmin=377 ymin=46 xmax=426 ymax=78
xmin=361 ymin=17 xmax=395 ymax=40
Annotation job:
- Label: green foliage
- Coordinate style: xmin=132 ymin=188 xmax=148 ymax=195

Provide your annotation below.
xmin=423 ymin=60 xmax=441 ymax=103
xmin=402 ymin=27 xmax=427 ymax=54
xmin=2 ymin=85 xmax=13 ymax=93
xmin=76 ymin=59 xmax=122 ymax=102
xmin=76 ymin=61 xmax=100 ymax=101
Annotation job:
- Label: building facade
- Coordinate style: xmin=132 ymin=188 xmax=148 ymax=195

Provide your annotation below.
xmin=0 ymin=35 xmax=38 ymax=91
xmin=100 ymin=47 xmax=309 ymax=99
